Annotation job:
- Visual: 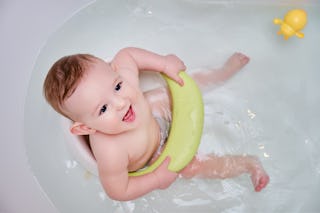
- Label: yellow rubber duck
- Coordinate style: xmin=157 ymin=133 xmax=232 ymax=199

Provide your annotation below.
xmin=273 ymin=9 xmax=307 ymax=40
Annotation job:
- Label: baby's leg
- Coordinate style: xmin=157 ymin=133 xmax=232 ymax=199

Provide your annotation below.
xmin=191 ymin=53 xmax=250 ymax=92
xmin=180 ymin=154 xmax=269 ymax=192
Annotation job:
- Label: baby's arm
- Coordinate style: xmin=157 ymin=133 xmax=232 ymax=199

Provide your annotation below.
xmin=96 ymin=146 xmax=177 ymax=201
xmin=111 ymin=47 xmax=186 ymax=85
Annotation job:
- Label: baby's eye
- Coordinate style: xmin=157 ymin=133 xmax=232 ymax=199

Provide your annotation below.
xmin=115 ymin=82 xmax=123 ymax=91
xmin=99 ymin=104 xmax=107 ymax=115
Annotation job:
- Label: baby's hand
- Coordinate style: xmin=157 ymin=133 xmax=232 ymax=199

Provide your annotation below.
xmin=163 ymin=54 xmax=186 ymax=86
xmin=153 ymin=157 xmax=178 ymax=189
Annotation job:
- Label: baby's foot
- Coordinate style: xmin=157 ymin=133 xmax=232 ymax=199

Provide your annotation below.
xmin=251 ymin=170 xmax=269 ymax=192
xmin=222 ymin=52 xmax=250 ymax=74
xmin=249 ymin=158 xmax=270 ymax=192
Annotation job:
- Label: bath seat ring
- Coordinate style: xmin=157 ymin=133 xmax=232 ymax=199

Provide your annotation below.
xmin=63 ymin=72 xmax=204 ymax=176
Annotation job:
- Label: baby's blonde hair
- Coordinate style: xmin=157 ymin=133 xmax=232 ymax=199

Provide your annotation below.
xmin=43 ymin=54 xmax=98 ymax=119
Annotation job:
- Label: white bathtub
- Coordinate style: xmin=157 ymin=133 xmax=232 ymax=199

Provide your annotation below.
xmin=1 ymin=1 xmax=92 ymax=212
xmin=2 ymin=0 xmax=320 ymax=212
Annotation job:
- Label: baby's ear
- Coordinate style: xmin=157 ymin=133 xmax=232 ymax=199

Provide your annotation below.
xmin=70 ymin=122 xmax=96 ymax=135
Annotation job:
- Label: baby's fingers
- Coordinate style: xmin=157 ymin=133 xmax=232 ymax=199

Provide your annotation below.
xmin=172 ymin=72 xmax=185 ymax=86
xmin=161 ymin=156 xmax=171 ymax=168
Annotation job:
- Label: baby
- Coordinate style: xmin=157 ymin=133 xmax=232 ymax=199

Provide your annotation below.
xmin=43 ymin=47 xmax=269 ymax=201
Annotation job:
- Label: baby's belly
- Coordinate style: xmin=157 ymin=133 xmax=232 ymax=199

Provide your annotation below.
xmin=127 ymin=147 xmax=157 ymax=172
xmin=127 ymin=123 xmax=162 ymax=172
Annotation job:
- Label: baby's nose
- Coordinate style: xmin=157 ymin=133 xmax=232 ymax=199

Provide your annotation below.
xmin=113 ymin=96 xmax=126 ymax=110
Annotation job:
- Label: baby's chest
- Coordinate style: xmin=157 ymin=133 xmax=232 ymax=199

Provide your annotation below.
xmin=144 ymin=87 xmax=172 ymax=121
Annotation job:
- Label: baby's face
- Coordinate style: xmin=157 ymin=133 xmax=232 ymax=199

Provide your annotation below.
xmin=63 ymin=59 xmax=147 ymax=134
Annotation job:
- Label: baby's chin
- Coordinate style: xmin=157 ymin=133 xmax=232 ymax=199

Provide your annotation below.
xmin=98 ymin=125 xmax=135 ymax=135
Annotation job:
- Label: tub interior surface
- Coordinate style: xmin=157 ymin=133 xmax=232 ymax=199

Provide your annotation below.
xmin=1 ymin=1 xmax=93 ymax=213
xmin=25 ymin=0 xmax=320 ymax=212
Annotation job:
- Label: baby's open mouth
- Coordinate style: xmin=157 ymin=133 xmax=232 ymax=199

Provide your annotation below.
xmin=122 ymin=105 xmax=135 ymax=122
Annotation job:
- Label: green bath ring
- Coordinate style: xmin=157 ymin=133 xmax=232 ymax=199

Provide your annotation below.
xmin=129 ymin=72 xmax=204 ymax=176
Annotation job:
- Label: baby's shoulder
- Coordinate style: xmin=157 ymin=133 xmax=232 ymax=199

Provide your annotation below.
xmin=89 ymin=134 xmax=128 ymax=163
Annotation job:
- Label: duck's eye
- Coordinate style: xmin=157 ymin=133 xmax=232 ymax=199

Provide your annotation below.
xmin=115 ymin=82 xmax=122 ymax=91
xmin=99 ymin=104 xmax=107 ymax=115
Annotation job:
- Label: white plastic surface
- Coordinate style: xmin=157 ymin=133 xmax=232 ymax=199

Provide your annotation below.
xmin=0 ymin=0 xmax=93 ymax=212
